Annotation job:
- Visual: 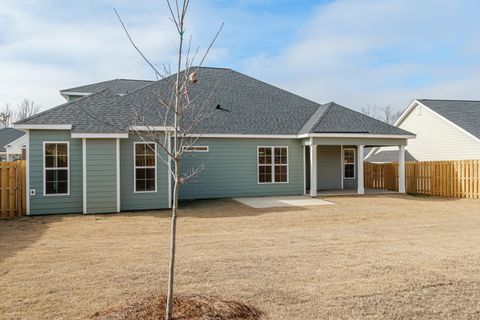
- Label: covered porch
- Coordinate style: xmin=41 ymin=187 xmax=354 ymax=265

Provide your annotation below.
xmin=302 ymin=136 xmax=407 ymax=197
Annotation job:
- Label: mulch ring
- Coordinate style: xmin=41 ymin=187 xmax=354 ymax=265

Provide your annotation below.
xmin=89 ymin=294 xmax=265 ymax=320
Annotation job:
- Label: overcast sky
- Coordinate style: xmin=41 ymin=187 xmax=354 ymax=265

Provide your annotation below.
xmin=1 ymin=0 xmax=480 ymax=113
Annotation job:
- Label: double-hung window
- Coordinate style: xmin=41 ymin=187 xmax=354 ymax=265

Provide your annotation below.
xmin=258 ymin=146 xmax=288 ymax=183
xmin=134 ymin=142 xmax=156 ymax=192
xmin=44 ymin=142 xmax=69 ymax=195
xmin=343 ymin=148 xmax=356 ymax=179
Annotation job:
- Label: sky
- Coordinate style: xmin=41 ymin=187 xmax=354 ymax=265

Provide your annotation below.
xmin=1 ymin=0 xmax=480 ymax=113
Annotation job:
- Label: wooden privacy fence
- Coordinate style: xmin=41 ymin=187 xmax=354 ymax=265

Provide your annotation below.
xmin=0 ymin=161 xmax=26 ymax=217
xmin=365 ymin=160 xmax=480 ymax=199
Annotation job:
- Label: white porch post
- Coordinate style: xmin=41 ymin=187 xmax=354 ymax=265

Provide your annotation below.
xmin=357 ymin=145 xmax=365 ymax=195
xmin=310 ymin=145 xmax=317 ymax=197
xmin=398 ymin=145 xmax=406 ymax=193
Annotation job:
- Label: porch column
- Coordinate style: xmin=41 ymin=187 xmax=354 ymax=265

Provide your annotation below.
xmin=357 ymin=145 xmax=364 ymax=195
xmin=310 ymin=145 xmax=317 ymax=197
xmin=398 ymin=145 xmax=406 ymax=193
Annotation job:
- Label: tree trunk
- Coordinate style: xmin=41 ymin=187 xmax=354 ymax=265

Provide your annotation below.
xmin=166 ymin=161 xmax=180 ymax=320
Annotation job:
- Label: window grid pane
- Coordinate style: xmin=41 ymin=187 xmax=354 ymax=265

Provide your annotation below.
xmin=344 ymin=149 xmax=355 ymax=178
xmin=44 ymin=143 xmax=68 ymax=195
xmin=258 ymin=147 xmax=288 ymax=183
xmin=135 ymin=143 xmax=156 ymax=192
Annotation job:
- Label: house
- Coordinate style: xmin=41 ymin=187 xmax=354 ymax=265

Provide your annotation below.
xmin=368 ymin=99 xmax=480 ymax=162
xmin=14 ymin=67 xmax=415 ymax=215
xmin=0 ymin=128 xmax=26 ymax=161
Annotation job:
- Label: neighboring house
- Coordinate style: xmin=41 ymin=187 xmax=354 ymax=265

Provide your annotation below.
xmin=368 ymin=99 xmax=480 ymax=162
xmin=0 ymin=128 xmax=26 ymax=161
xmin=14 ymin=67 xmax=415 ymax=215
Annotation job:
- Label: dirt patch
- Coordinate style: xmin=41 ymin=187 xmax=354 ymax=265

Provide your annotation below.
xmin=90 ymin=294 xmax=264 ymax=320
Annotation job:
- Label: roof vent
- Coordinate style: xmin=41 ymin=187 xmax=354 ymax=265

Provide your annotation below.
xmin=216 ymin=104 xmax=221 ymax=110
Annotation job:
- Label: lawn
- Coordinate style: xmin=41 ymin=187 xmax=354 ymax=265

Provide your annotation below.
xmin=2 ymin=195 xmax=480 ymax=319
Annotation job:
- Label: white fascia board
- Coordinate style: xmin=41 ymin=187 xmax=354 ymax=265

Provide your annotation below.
xmin=298 ymin=133 xmax=416 ymax=139
xmin=14 ymin=124 xmax=72 ymax=130
xmin=185 ymin=134 xmax=298 ymax=139
xmin=129 ymin=126 xmax=175 ymax=132
xmin=60 ymin=91 xmax=90 ymax=96
xmin=71 ymin=133 xmax=129 ymax=139
xmin=393 ymin=99 xmax=420 ymax=127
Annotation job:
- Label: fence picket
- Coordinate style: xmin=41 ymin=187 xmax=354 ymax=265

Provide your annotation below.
xmin=364 ymin=159 xmax=480 ymax=199
xmin=0 ymin=161 xmax=26 ymax=218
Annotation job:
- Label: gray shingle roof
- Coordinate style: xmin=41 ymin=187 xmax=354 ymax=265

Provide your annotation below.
xmin=418 ymin=99 xmax=480 ymax=140
xmin=299 ymin=102 xmax=412 ymax=135
xmin=0 ymin=128 xmax=25 ymax=152
xmin=60 ymin=79 xmax=154 ymax=95
xmin=17 ymin=67 xmax=414 ymax=137
xmin=366 ymin=150 xmax=416 ymax=163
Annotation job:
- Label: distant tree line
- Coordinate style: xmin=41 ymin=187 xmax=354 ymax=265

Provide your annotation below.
xmin=361 ymin=105 xmax=402 ymax=125
xmin=0 ymin=99 xmax=41 ymax=128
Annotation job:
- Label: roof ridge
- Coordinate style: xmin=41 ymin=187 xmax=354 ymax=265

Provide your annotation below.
xmin=419 ymin=98 xmax=480 ymax=103
xmin=15 ymin=89 xmax=111 ymax=124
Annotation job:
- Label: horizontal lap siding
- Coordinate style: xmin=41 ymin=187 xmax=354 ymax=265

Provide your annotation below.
xmin=179 ymin=138 xmax=303 ymax=200
xmin=29 ymin=130 xmax=83 ymax=215
xmin=317 ymin=146 xmax=341 ymax=190
xmin=120 ymin=135 xmax=169 ymax=211
xmin=86 ymin=139 xmax=117 ymax=213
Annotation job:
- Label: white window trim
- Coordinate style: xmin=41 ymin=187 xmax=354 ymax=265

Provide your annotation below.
xmin=343 ymin=147 xmax=356 ymax=180
xmin=43 ymin=141 xmax=70 ymax=196
xmin=182 ymin=145 xmax=209 ymax=152
xmin=257 ymin=146 xmax=289 ymax=184
xmin=133 ymin=141 xmax=157 ymax=193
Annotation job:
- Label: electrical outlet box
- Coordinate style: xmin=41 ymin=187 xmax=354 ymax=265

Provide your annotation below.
xmin=29 ymin=189 xmax=36 ymax=196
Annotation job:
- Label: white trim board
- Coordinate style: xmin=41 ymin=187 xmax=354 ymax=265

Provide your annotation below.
xmin=15 ymin=124 xmax=72 ymax=130
xmin=82 ymin=139 xmax=87 ymax=214
xmin=25 ymin=130 xmax=30 ymax=215
xmin=116 ymin=138 xmax=121 ymax=212
xmin=71 ymin=133 xmax=129 ymax=139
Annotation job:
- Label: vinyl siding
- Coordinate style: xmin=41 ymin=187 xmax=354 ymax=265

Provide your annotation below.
xmin=317 ymin=145 xmax=342 ymax=190
xmin=377 ymin=104 xmax=480 ymax=160
xmin=179 ymin=138 xmax=304 ymax=199
xmin=86 ymin=139 xmax=117 ymax=213
xmin=29 ymin=130 xmax=83 ymax=215
xmin=120 ymin=134 xmax=170 ymax=211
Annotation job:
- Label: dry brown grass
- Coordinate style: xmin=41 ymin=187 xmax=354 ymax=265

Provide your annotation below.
xmin=89 ymin=294 xmax=263 ymax=320
xmin=2 ymin=194 xmax=480 ymax=319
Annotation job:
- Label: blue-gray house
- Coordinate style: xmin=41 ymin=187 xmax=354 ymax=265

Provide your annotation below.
xmin=15 ymin=67 xmax=414 ymax=215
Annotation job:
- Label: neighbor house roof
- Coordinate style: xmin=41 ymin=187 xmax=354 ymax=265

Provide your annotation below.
xmin=16 ymin=67 xmax=414 ymax=137
xmin=417 ymin=99 xmax=480 ymax=140
xmin=0 ymin=128 xmax=25 ymax=152
xmin=366 ymin=150 xmax=416 ymax=163
xmin=60 ymin=79 xmax=155 ymax=95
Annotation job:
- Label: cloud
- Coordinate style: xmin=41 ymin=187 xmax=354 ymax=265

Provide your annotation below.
xmin=243 ymin=0 xmax=480 ymax=111
xmin=0 ymin=0 xmax=229 ymax=109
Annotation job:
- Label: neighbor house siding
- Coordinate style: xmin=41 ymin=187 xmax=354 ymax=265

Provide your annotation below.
xmin=390 ymin=104 xmax=480 ymax=160
xmin=29 ymin=130 xmax=83 ymax=215
xmin=86 ymin=139 xmax=117 ymax=213
xmin=317 ymin=145 xmax=342 ymax=190
xmin=120 ymin=134 xmax=170 ymax=211
xmin=179 ymin=138 xmax=304 ymax=200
